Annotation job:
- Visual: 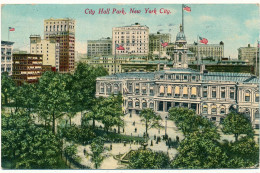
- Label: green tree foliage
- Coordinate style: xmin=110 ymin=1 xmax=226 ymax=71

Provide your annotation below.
xmin=98 ymin=94 xmax=124 ymax=132
xmin=71 ymin=62 xmax=108 ymax=123
xmin=168 ymin=107 xmax=219 ymax=139
xmin=2 ymin=111 xmax=64 ymax=169
xmin=37 ymin=71 xmax=71 ymax=134
xmin=89 ymin=137 xmax=106 ymax=169
xmin=1 ymin=72 xmax=15 ymax=105
xmin=19 ymin=83 xmax=37 ymax=115
xmin=128 ymin=150 xmax=170 ymax=169
xmin=222 ymin=137 xmax=259 ymax=168
xmin=221 ymin=111 xmax=254 ymax=141
xmin=140 ymin=108 xmax=162 ymax=136
xmin=171 ymin=132 xmax=228 ymax=169
xmin=64 ymin=144 xmax=81 ymax=166
xmin=59 ymin=125 xmax=95 ymax=145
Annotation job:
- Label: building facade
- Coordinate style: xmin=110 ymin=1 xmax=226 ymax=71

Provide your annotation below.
xmin=44 ymin=18 xmax=75 ymax=73
xmin=112 ymin=23 xmax=149 ymax=55
xmin=30 ymin=35 xmax=60 ymax=71
xmin=238 ymin=44 xmax=259 ymax=65
xmin=87 ymin=38 xmax=112 ymax=57
xmin=1 ymin=41 xmax=14 ymax=75
xmin=12 ymin=53 xmax=43 ymax=85
xmin=188 ymin=41 xmax=224 ymax=61
xmin=149 ymin=32 xmax=171 ymax=57
xmin=96 ymin=26 xmax=259 ymax=129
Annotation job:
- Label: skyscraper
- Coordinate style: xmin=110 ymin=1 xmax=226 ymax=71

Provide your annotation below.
xmin=44 ymin=18 xmax=75 ymax=73
xmin=112 ymin=23 xmax=149 ymax=55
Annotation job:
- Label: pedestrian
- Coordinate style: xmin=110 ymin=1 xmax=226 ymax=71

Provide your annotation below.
xmin=154 ymin=135 xmax=156 ymax=140
xmin=83 ymin=148 xmax=86 ymax=156
xmin=176 ymin=136 xmax=179 ymax=143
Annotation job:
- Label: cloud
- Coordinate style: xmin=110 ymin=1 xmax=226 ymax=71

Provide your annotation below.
xmin=245 ymin=18 xmax=260 ymax=30
xmin=199 ymin=15 xmax=216 ymax=22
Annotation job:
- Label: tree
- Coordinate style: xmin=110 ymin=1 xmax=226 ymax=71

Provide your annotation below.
xmin=37 ymin=71 xmax=71 ymax=134
xmin=88 ymin=137 xmax=106 ymax=169
xmin=168 ymin=107 xmax=219 ymax=139
xmin=221 ymin=136 xmax=259 ymax=168
xmin=139 ymin=108 xmax=162 ymax=136
xmin=64 ymin=144 xmax=81 ymax=167
xmin=170 ymin=131 xmax=228 ymax=169
xmin=2 ymin=111 xmax=64 ymax=169
xmin=128 ymin=150 xmax=170 ymax=169
xmin=19 ymin=83 xmax=37 ymax=116
xmin=221 ymin=112 xmax=254 ymax=141
xmin=71 ymin=62 xmax=108 ymax=125
xmin=1 ymin=72 xmax=16 ymax=105
xmin=98 ymin=94 xmax=124 ymax=132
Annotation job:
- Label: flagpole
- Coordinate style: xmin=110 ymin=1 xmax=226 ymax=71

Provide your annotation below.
xmin=8 ymin=27 xmax=9 ymax=41
xmin=159 ymin=35 xmax=161 ymax=70
xmin=114 ymin=41 xmax=116 ymax=74
xmin=197 ymin=35 xmax=199 ymax=70
xmin=182 ymin=4 xmax=184 ymax=32
xmin=256 ymin=40 xmax=259 ymax=76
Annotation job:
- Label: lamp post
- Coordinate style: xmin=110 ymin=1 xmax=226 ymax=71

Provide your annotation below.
xmin=165 ymin=115 xmax=168 ymax=137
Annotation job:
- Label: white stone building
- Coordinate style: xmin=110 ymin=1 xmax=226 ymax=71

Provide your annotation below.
xmin=1 ymin=41 xmax=14 ymax=75
xmin=112 ymin=23 xmax=149 ymax=55
xmin=30 ymin=35 xmax=60 ymax=71
xmin=96 ymin=26 xmax=259 ymax=129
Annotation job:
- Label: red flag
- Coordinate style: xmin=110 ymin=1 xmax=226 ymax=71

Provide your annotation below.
xmin=199 ymin=36 xmax=208 ymax=44
xmin=183 ymin=5 xmax=191 ymax=12
xmin=116 ymin=44 xmax=125 ymax=50
xmin=161 ymin=40 xmax=168 ymax=47
xmin=9 ymin=27 xmax=15 ymax=31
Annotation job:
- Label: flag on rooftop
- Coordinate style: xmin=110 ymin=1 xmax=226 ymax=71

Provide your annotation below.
xmin=183 ymin=5 xmax=191 ymax=12
xmin=116 ymin=44 xmax=125 ymax=50
xmin=199 ymin=36 xmax=208 ymax=45
xmin=161 ymin=40 xmax=168 ymax=47
xmin=9 ymin=27 xmax=15 ymax=31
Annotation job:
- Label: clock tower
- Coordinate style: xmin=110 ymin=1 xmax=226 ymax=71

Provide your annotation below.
xmin=172 ymin=24 xmax=188 ymax=68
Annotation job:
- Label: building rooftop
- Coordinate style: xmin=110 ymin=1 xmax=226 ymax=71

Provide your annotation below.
xmin=1 ymin=41 xmax=14 ymax=45
xmin=99 ymin=67 xmax=259 ymax=84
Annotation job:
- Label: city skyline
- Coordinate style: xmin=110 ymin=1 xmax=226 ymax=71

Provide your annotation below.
xmin=1 ymin=4 xmax=259 ymax=58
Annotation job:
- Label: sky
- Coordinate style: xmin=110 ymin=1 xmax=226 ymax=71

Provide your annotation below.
xmin=1 ymin=4 xmax=259 ymax=58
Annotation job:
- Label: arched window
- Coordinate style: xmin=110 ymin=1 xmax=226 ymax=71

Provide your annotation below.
xmin=255 ymin=110 xmax=259 ymax=120
xmin=142 ymin=102 xmax=147 ymax=108
xmin=114 ymin=84 xmax=119 ymax=94
xmin=245 ymin=90 xmax=250 ymax=102
xmin=211 ymin=104 xmax=217 ymax=114
xmin=245 ymin=108 xmax=250 ymax=119
xmin=149 ymin=102 xmax=154 ymax=109
xmin=100 ymin=83 xmax=104 ymax=93
xmin=106 ymin=84 xmax=111 ymax=94
xmin=128 ymin=100 xmax=133 ymax=108
xmin=203 ymin=104 xmax=208 ymax=114
xmin=178 ymin=52 xmax=182 ymax=62
xmin=220 ymin=106 xmax=225 ymax=114
xmin=135 ymin=100 xmax=140 ymax=107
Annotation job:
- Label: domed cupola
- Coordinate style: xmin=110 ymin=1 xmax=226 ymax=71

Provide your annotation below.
xmin=176 ymin=24 xmax=186 ymax=42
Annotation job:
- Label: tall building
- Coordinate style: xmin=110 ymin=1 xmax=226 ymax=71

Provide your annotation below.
xmin=238 ymin=44 xmax=259 ymax=65
xmin=30 ymin=35 xmax=60 ymax=71
xmin=87 ymin=37 xmax=112 ymax=57
xmin=188 ymin=41 xmax=224 ymax=61
xmin=12 ymin=53 xmax=43 ymax=85
xmin=44 ymin=18 xmax=75 ymax=73
xmin=1 ymin=41 xmax=14 ymax=75
xmin=149 ymin=32 xmax=171 ymax=57
xmin=112 ymin=23 xmax=149 ymax=55
xmin=96 ymin=24 xmax=259 ymax=129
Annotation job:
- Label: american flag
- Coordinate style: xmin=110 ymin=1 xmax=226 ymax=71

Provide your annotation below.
xmin=116 ymin=44 xmax=125 ymax=50
xmin=183 ymin=5 xmax=191 ymax=12
xmin=9 ymin=27 xmax=15 ymax=31
xmin=199 ymin=36 xmax=208 ymax=45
